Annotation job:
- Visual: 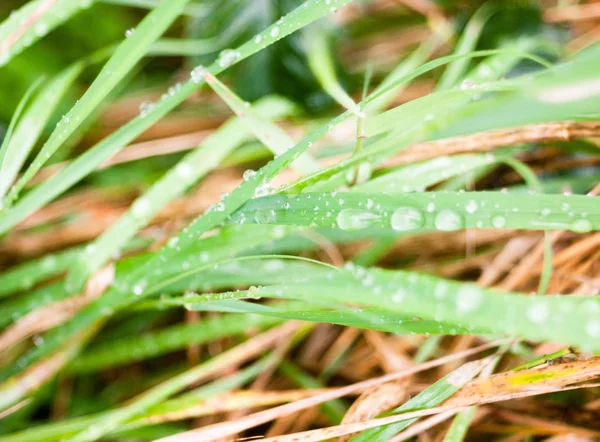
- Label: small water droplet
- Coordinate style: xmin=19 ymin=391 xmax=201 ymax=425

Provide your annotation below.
xmin=390 ymin=207 xmax=424 ymax=231
xmin=125 ymin=28 xmax=134 ymax=38
xmin=190 ymin=65 xmax=206 ymax=84
xmin=434 ymin=210 xmax=464 ymax=231
xmin=270 ymin=26 xmax=280 ymax=38
xmin=491 ymin=215 xmax=506 ymax=228
xmin=254 ymin=208 xmax=277 ymax=224
xmin=243 ymin=169 xmax=257 ymax=181
xmin=461 ymin=79 xmax=475 ymax=90
xmin=218 ymin=49 xmax=241 ymax=68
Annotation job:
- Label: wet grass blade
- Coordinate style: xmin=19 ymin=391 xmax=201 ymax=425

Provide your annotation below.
xmin=229 ymin=191 xmax=599 ymax=234
xmin=204 ymin=73 xmax=320 ymax=174
xmin=0 ymin=0 xmax=96 ymax=67
xmin=4 ymin=0 xmax=192 ymax=205
xmin=65 ymin=96 xmax=296 ymax=291
xmin=0 ymin=63 xmax=83 ymax=200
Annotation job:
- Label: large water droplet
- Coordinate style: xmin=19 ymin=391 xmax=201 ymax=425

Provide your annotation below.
xmin=336 ymin=209 xmax=380 ymax=231
xmin=390 ymin=207 xmax=424 ymax=231
xmin=434 ymin=210 xmax=464 ymax=231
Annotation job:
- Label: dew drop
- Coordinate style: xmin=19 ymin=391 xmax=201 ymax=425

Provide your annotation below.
xmin=336 ymin=209 xmax=380 ymax=231
xmin=218 ymin=49 xmax=241 ymax=68
xmin=190 ymin=65 xmax=206 ymax=84
xmin=461 ymin=79 xmax=475 ymax=90
xmin=254 ymin=208 xmax=277 ymax=224
xmin=390 ymin=207 xmax=425 ymax=231
xmin=491 ymin=215 xmax=506 ymax=228
xmin=270 ymin=26 xmax=280 ymax=38
xmin=456 ymin=285 xmax=482 ymax=314
xmin=434 ymin=210 xmax=464 ymax=231
xmin=243 ymin=169 xmax=257 ymax=181
xmin=586 ymin=320 xmax=600 ymax=337
xmin=465 ymin=200 xmax=478 ymax=213
xmin=139 ymin=101 xmax=154 ymax=117
xmin=526 ymin=302 xmax=549 ymax=324
xmin=125 ymin=28 xmax=134 ymax=38
xmin=571 ymin=219 xmax=592 ymax=233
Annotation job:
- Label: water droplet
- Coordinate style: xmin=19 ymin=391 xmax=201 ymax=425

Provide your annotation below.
xmin=434 ymin=210 xmax=464 ymax=231
xmin=270 ymin=26 xmax=280 ymax=38
xmin=190 ymin=65 xmax=206 ymax=84
xmin=254 ymin=35 xmax=262 ymax=44
xmin=214 ymin=202 xmax=225 ymax=212
xmin=491 ymin=215 xmax=506 ymax=228
xmin=125 ymin=28 xmax=134 ymax=38
xmin=572 ymin=219 xmax=592 ymax=233
xmin=465 ymin=200 xmax=478 ymax=213
xmin=336 ymin=209 xmax=380 ymax=231
xmin=392 ymin=288 xmax=407 ymax=303
xmin=218 ymin=49 xmax=241 ymax=68
xmin=243 ymin=169 xmax=257 ymax=181
xmin=456 ymin=285 xmax=482 ymax=314
xmin=586 ymin=320 xmax=600 ymax=337
xmin=526 ymin=303 xmax=549 ymax=324
xmin=254 ymin=183 xmax=271 ymax=198
xmin=254 ymin=208 xmax=277 ymax=224
xmin=139 ymin=101 xmax=154 ymax=117
xmin=390 ymin=207 xmax=424 ymax=231
xmin=461 ymin=79 xmax=475 ymax=90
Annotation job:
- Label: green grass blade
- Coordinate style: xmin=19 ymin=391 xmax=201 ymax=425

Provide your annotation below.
xmin=351 ymin=358 xmax=489 ymax=441
xmin=66 ymin=313 xmax=281 ymax=373
xmin=4 ymin=0 xmax=192 ymax=204
xmin=204 ymin=73 xmax=319 ymax=174
xmin=0 ymin=0 xmax=352 ymax=236
xmin=0 ymin=0 xmax=96 ymax=67
xmin=0 ymin=75 xmax=45 ymax=200
xmin=65 ymin=96 xmax=296 ymax=291
xmin=307 ymin=26 xmax=360 ymax=114
xmin=0 ymin=63 xmax=83 ymax=200
xmin=228 ymin=191 xmax=599 ymax=233
xmin=436 ymin=4 xmax=495 ymax=90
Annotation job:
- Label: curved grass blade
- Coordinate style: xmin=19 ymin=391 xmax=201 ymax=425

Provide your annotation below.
xmin=244 ymin=265 xmax=600 ymax=351
xmin=228 ymin=191 xmax=599 ymax=234
xmin=307 ymin=26 xmax=360 ymax=114
xmin=161 ymin=296 xmax=490 ymax=336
